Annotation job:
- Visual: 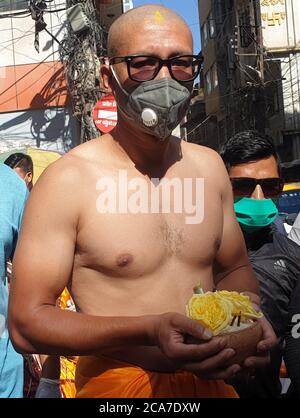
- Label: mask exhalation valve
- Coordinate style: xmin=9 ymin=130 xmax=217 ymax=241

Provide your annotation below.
xmin=141 ymin=108 xmax=158 ymax=127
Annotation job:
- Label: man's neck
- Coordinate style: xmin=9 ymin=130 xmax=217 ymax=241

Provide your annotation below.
xmin=111 ymin=117 xmax=182 ymax=178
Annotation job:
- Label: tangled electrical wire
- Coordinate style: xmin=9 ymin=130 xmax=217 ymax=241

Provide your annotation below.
xmin=59 ymin=0 xmax=105 ymax=142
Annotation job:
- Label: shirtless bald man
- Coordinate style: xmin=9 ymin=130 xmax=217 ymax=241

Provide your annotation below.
xmin=9 ymin=5 xmax=276 ymax=398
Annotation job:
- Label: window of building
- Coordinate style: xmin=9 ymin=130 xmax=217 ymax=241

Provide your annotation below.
xmin=273 ymin=90 xmax=279 ymax=114
xmin=202 ymin=22 xmax=208 ymax=47
xmin=228 ymin=0 xmax=234 ymax=11
xmin=205 ymin=71 xmax=212 ymax=95
xmin=267 ymin=87 xmax=280 ymax=117
xmin=123 ymin=0 xmax=133 ymax=13
xmin=208 ymin=12 xmax=216 ymax=38
xmin=0 ymin=1 xmax=28 ymax=12
xmin=212 ymin=62 xmax=218 ymax=89
xmin=239 ymin=7 xmax=253 ymax=48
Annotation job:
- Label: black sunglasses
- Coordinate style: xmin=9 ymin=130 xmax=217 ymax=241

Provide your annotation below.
xmin=230 ymin=177 xmax=284 ymax=198
xmin=109 ymin=54 xmax=202 ymax=82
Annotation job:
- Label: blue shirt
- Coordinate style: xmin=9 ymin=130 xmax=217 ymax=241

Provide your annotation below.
xmin=0 ymin=164 xmax=28 ymax=397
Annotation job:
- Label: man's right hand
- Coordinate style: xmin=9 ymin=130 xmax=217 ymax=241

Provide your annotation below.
xmin=154 ymin=312 xmax=241 ymax=380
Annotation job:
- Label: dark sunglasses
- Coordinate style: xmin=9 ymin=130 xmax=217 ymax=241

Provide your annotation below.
xmin=109 ymin=54 xmax=202 ymax=82
xmin=230 ymin=177 xmax=284 ymax=198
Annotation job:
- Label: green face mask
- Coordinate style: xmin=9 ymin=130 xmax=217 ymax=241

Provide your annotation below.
xmin=234 ymin=197 xmax=278 ymax=233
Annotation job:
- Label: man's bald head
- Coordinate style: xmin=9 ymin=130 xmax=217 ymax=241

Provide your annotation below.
xmin=108 ymin=4 xmax=192 ymax=57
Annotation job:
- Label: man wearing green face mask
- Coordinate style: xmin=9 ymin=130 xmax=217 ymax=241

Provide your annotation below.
xmin=220 ymin=130 xmax=300 ymax=398
xmin=220 ymin=131 xmax=284 ymax=247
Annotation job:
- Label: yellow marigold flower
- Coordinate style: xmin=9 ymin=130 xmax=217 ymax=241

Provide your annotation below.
xmin=186 ymin=289 xmax=263 ymax=335
xmin=186 ymin=292 xmax=233 ymax=335
xmin=217 ymin=291 xmax=263 ymax=319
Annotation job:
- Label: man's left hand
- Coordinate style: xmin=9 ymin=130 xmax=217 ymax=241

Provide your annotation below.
xmin=243 ymin=316 xmax=278 ymax=369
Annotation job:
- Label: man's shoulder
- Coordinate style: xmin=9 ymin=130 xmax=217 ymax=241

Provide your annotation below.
xmin=68 ymin=137 xmax=103 ymax=160
xmin=38 ymin=138 xmax=103 ymax=185
xmin=182 ymin=142 xmax=224 ymax=165
xmin=0 ymin=165 xmax=27 ymax=232
xmin=38 ymin=153 xmax=82 ymax=185
xmin=182 ymin=142 xmax=228 ymax=180
xmin=0 ymin=163 xmax=23 ymax=184
xmin=0 ymin=163 xmax=27 ymax=198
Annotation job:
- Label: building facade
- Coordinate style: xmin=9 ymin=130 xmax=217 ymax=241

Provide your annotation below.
xmin=261 ymin=0 xmax=300 ymax=165
xmin=0 ymin=0 xmax=76 ymax=153
xmin=199 ymin=0 xmax=295 ymax=160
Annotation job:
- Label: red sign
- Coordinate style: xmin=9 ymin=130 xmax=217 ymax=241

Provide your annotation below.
xmin=93 ymin=94 xmax=118 ymax=133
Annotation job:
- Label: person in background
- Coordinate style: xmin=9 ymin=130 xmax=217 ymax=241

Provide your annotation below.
xmin=4 ymin=153 xmax=34 ymax=192
xmin=4 ymin=153 xmax=61 ymax=398
xmin=34 ymin=355 xmax=61 ymax=398
xmin=34 ymin=289 xmax=78 ymax=398
xmin=220 ymin=130 xmax=300 ymax=397
xmin=3 ymin=154 xmax=38 ymax=397
xmin=220 ymin=130 xmax=286 ymax=246
xmin=0 ymin=164 xmax=28 ymax=397
xmin=5 ymin=154 xmax=33 ymax=284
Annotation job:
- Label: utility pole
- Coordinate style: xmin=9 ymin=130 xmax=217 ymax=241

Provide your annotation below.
xmin=254 ymin=0 xmax=264 ymax=84
xmin=253 ymin=0 xmax=266 ymax=133
xmin=60 ymin=1 xmax=104 ymax=143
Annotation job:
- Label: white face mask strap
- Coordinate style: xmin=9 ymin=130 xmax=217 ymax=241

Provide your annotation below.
xmin=109 ymin=64 xmax=136 ymax=121
xmin=110 ymin=65 xmax=159 ymax=127
xmin=110 ymin=65 xmax=129 ymax=97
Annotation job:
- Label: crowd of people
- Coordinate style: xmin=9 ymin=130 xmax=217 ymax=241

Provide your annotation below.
xmin=0 ymin=4 xmax=299 ymax=398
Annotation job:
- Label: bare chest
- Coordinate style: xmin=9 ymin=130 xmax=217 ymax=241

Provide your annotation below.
xmin=75 ymin=179 xmax=223 ymax=277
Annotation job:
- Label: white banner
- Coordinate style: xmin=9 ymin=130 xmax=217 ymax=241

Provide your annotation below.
xmin=261 ymin=0 xmax=300 ymax=50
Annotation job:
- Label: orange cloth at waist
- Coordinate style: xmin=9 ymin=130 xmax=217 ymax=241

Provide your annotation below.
xmin=75 ymin=355 xmax=238 ymax=398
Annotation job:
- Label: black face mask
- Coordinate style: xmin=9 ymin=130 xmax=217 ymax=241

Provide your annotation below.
xmin=111 ymin=67 xmax=192 ymax=140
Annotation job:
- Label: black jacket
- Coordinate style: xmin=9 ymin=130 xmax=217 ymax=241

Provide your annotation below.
xmin=249 ymin=232 xmax=300 ymax=338
xmin=284 ymin=275 xmax=300 ymax=397
xmin=232 ymin=226 xmax=300 ymax=398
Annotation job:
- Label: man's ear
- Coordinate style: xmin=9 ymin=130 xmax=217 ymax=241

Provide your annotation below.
xmin=100 ymin=64 xmax=113 ymax=94
xmin=27 ymin=172 xmax=33 ymax=183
